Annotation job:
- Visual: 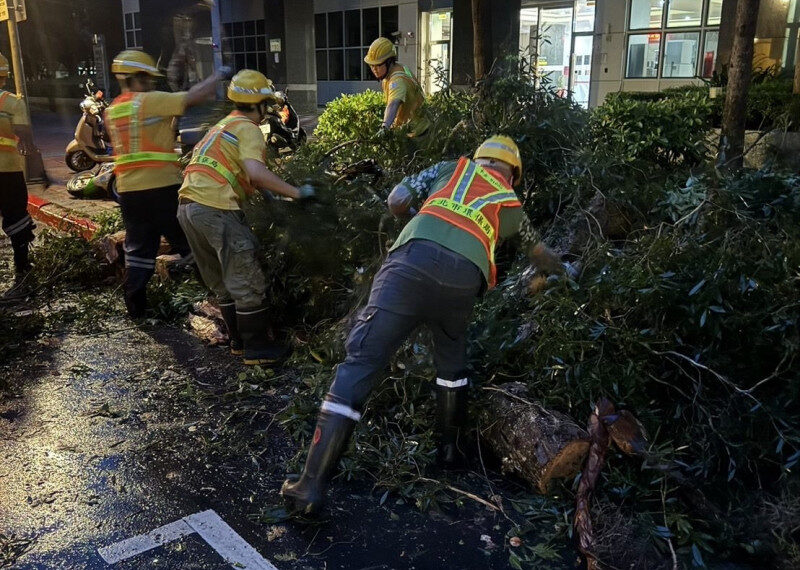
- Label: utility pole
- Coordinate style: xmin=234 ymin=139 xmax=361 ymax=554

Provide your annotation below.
xmin=5 ymin=0 xmax=26 ymax=103
xmin=4 ymin=0 xmax=46 ymax=184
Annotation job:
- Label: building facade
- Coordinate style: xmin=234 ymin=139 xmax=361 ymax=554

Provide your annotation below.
xmin=121 ymin=0 xmax=800 ymax=111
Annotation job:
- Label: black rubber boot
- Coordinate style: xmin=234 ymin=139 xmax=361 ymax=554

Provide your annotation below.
xmin=436 ymin=380 xmax=469 ymax=467
xmin=124 ymin=267 xmax=152 ymax=319
xmin=219 ymin=301 xmax=243 ymax=355
xmin=237 ymin=306 xmax=291 ymax=366
xmin=12 ymin=242 xmax=31 ymax=274
xmin=281 ymin=409 xmax=356 ymax=516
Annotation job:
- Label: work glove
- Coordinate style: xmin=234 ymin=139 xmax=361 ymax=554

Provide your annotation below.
xmin=373 ymin=125 xmax=391 ymax=140
xmin=218 ymin=66 xmax=235 ymax=81
xmin=297 ymin=183 xmax=317 ymax=201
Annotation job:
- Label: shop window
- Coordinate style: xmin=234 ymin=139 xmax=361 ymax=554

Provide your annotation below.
xmin=707 ymin=0 xmax=723 ymax=26
xmin=222 ymin=19 xmax=268 ymax=75
xmin=629 ymin=0 xmax=663 ymax=30
xmin=123 ymin=11 xmax=142 ymax=49
xmin=667 ymin=0 xmax=702 ymax=28
xmin=381 ymin=6 xmax=399 ymax=40
xmin=662 ymin=32 xmax=699 ymax=76
xmin=328 ymin=12 xmax=343 ymax=48
xmin=702 ymin=31 xmax=718 ymax=77
xmin=626 ymin=33 xmax=660 ymax=77
xmin=316 ymin=6 xmax=400 ymax=82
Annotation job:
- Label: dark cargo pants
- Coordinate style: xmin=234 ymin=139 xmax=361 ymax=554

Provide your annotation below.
xmin=326 ymin=239 xmax=483 ymax=417
xmin=0 ymin=171 xmax=35 ymax=272
xmin=118 ymin=184 xmax=192 ymax=317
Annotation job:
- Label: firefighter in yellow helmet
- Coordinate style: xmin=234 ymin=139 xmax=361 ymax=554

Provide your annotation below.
xmin=282 ymin=136 xmax=524 ymax=515
xmin=177 ymin=70 xmax=316 ymax=365
xmin=0 ymin=52 xmax=36 ymax=299
xmin=364 ymin=37 xmax=430 ymax=138
xmin=104 ymin=50 xmax=230 ymax=318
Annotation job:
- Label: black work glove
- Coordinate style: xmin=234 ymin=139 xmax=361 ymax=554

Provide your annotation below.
xmin=297 ymin=183 xmax=317 ymax=201
xmin=373 ymin=125 xmax=391 ymax=140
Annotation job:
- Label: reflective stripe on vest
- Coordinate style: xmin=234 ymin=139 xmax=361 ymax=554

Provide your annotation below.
xmin=107 ymin=93 xmax=178 ymax=170
xmin=186 ymin=114 xmax=252 ymax=196
xmin=0 ymin=92 xmax=18 ymax=152
xmin=418 ymin=157 xmax=520 ymax=288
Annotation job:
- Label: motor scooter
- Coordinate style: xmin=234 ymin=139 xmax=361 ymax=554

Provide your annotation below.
xmin=65 ymin=79 xmax=112 ymax=172
xmin=260 ymin=90 xmax=307 ymax=157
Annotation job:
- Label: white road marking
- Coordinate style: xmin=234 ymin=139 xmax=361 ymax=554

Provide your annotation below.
xmin=97 ymin=509 xmax=278 ymax=569
xmin=185 ymin=510 xmax=278 ymax=570
xmin=97 ymin=519 xmax=194 ymax=564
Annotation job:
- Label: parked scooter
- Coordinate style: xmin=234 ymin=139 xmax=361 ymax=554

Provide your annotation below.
xmin=260 ymin=90 xmax=307 ymax=157
xmin=66 ymin=161 xmax=117 ymax=200
xmin=65 ymin=79 xmax=112 ymax=172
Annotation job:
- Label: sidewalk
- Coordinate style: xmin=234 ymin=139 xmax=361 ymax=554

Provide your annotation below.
xmin=28 ymin=108 xmax=117 ymax=238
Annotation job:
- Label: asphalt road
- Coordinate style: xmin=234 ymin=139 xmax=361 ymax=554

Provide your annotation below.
xmin=0 ymin=219 xmax=538 ymax=569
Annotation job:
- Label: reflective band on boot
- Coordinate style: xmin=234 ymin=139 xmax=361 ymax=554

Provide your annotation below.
xmin=436 ymin=378 xmax=469 ymax=467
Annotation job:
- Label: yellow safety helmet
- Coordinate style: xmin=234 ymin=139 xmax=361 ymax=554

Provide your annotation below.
xmin=474 ymin=135 xmax=523 ymax=185
xmin=111 ymin=50 xmax=163 ymax=77
xmin=0 ymin=53 xmax=8 ymax=77
xmin=227 ymin=69 xmax=277 ymax=104
xmin=364 ymin=37 xmax=397 ymax=66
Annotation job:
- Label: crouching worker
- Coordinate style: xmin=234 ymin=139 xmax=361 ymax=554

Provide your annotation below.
xmin=281 ymin=135 xmax=524 ymax=515
xmin=177 ymin=70 xmax=315 ymax=366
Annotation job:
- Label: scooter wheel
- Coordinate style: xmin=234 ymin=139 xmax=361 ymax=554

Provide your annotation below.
xmin=66 ymin=172 xmax=95 ymax=197
xmin=66 ymin=149 xmax=96 ymax=172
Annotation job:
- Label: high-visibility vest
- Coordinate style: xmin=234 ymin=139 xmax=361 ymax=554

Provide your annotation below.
xmin=418 ymin=157 xmax=521 ymax=287
xmin=0 ymin=91 xmax=19 ymax=153
xmin=105 ymin=92 xmax=179 ymax=173
xmin=183 ymin=112 xmax=257 ymax=200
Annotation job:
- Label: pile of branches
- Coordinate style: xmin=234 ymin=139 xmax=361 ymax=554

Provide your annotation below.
xmin=241 ymin=59 xmax=799 ymax=568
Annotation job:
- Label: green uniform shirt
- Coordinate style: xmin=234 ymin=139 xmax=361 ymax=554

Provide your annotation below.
xmin=388 ymin=159 xmax=524 ymax=284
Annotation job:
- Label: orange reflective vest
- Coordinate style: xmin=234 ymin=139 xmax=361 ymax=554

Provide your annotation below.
xmin=418 ymin=157 xmax=521 ymax=287
xmin=105 ymin=92 xmax=179 ymax=174
xmin=183 ymin=112 xmax=257 ymax=200
xmin=0 ymin=91 xmax=19 ymax=153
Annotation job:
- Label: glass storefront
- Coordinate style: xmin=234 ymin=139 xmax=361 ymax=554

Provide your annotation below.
xmin=519 ymin=1 xmax=595 ymax=108
xmin=421 ymin=10 xmax=452 ymax=94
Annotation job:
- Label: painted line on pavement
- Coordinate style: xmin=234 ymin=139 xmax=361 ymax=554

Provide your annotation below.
xmin=97 ymin=519 xmax=194 ymax=564
xmin=185 ymin=510 xmax=278 ymax=570
xmin=97 ymin=509 xmax=278 ymax=569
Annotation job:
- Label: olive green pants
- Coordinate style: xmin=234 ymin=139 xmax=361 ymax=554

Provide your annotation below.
xmin=177 ymin=202 xmax=266 ymax=309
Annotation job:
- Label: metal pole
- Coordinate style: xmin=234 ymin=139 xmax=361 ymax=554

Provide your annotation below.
xmin=6 ymin=0 xmax=27 ymax=113
xmin=6 ymin=0 xmax=46 ymax=185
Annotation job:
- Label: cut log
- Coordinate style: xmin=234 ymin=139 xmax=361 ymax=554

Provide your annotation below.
xmin=480 ymin=382 xmax=590 ymax=494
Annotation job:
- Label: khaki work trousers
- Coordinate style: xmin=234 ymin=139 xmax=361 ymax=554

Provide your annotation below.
xmin=177 ymin=201 xmax=267 ymax=309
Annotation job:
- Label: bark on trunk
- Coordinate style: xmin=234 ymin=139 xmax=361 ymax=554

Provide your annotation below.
xmin=472 ymin=0 xmax=487 ymax=80
xmin=718 ymin=0 xmax=761 ymax=170
xmin=714 ymin=0 xmax=740 ymax=74
xmin=480 ymin=383 xmax=589 ymax=493
xmin=794 ymin=31 xmax=800 ymax=95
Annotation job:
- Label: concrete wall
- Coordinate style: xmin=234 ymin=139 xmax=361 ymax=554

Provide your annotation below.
xmin=284 ymin=0 xmax=318 ymax=113
xmin=314 ymin=0 xmax=419 ymax=105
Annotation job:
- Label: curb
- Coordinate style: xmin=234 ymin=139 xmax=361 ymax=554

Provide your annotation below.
xmin=28 ymin=194 xmax=98 ymax=240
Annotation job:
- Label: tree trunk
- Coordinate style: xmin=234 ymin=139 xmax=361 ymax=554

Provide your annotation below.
xmin=480 ymin=383 xmax=590 ymax=493
xmin=714 ymin=0 xmax=739 ymax=75
xmin=794 ymin=30 xmax=800 ymax=94
xmin=718 ymin=0 xmax=761 ymax=170
xmin=472 ymin=0 xmax=487 ymax=80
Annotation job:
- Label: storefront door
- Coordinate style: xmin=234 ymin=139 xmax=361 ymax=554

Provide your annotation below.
xmin=520 ymin=0 xmax=596 ymax=107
